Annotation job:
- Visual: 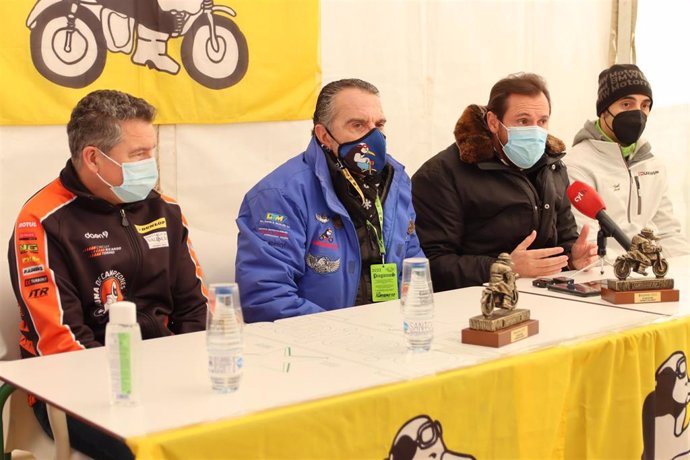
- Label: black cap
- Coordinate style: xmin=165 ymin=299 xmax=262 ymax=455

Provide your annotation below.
xmin=596 ymin=64 xmax=653 ymax=115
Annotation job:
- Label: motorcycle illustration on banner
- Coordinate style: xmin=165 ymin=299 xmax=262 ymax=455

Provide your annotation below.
xmin=26 ymin=0 xmax=249 ymax=89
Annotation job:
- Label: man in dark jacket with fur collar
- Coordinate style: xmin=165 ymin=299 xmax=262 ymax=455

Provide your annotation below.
xmin=412 ymin=73 xmax=597 ymax=291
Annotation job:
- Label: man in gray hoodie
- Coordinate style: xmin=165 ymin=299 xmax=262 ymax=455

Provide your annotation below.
xmin=564 ymin=64 xmax=689 ymax=258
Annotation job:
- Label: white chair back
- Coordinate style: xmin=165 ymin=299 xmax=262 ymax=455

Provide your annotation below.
xmin=3 ymin=388 xmax=90 ymax=460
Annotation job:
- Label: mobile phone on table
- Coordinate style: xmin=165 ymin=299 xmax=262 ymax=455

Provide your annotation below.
xmin=552 ymin=276 xmax=573 ymax=284
xmin=547 ymin=280 xmax=603 ymax=297
xmin=532 ymin=278 xmax=553 ymax=288
xmin=532 ymin=276 xmax=573 ymax=288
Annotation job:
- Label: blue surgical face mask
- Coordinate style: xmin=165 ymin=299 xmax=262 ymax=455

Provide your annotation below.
xmin=498 ymin=121 xmax=548 ymax=169
xmin=327 ymin=128 xmax=387 ymax=176
xmin=96 ymin=150 xmax=158 ymax=203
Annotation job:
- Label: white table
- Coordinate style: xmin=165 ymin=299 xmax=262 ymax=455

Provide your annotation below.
xmin=516 ymin=254 xmax=689 ymax=316
xmin=0 ymin=287 xmax=661 ymax=442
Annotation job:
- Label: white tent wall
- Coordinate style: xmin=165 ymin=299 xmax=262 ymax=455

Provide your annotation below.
xmin=636 ymin=0 xmax=690 ymax=238
xmin=1 ymin=0 xmax=686 ymax=360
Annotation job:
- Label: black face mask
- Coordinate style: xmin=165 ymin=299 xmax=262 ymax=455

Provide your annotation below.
xmin=609 ymin=109 xmax=647 ymax=146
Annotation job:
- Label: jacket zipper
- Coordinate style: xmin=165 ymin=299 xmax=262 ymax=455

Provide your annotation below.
xmin=380 ymin=168 xmax=396 ymax=263
xmin=624 ymin=152 xmax=648 ymax=223
xmin=626 ymin=170 xmax=633 ymax=223
xmin=120 ymin=208 xmax=142 ymax=299
xmin=120 ymin=208 xmax=129 ymax=227
xmin=634 ymin=176 xmax=642 ymax=215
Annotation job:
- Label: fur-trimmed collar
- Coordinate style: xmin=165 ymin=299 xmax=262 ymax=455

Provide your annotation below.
xmin=453 ymin=104 xmax=566 ymax=164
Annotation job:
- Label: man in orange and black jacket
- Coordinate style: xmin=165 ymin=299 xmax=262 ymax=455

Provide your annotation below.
xmin=7 ymin=90 xmax=207 ymax=460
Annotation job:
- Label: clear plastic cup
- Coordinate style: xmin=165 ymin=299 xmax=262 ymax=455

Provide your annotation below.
xmin=400 ymin=258 xmax=434 ymax=352
xmin=206 ymin=283 xmax=244 ymax=392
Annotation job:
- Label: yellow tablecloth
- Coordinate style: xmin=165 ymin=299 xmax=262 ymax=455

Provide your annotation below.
xmin=128 ymin=316 xmax=690 ymax=459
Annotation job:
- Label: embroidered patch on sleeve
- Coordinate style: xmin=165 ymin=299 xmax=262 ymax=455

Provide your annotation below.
xmin=265 ymin=212 xmax=288 ymax=223
xmin=258 ymin=227 xmax=289 ymax=239
xmin=257 ymin=210 xmax=291 ymax=240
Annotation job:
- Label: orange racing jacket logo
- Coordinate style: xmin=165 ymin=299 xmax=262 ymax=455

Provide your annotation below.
xmin=93 ymin=270 xmax=126 ymax=317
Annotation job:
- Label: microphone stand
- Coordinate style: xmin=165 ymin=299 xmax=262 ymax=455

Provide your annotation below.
xmin=570 ymin=227 xmax=614 ymax=278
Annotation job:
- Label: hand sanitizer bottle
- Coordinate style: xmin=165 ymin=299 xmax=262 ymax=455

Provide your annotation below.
xmin=105 ymin=301 xmax=142 ymax=406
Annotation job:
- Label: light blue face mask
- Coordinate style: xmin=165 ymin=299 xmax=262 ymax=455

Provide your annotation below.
xmin=498 ymin=121 xmax=548 ymax=169
xmin=97 ymin=150 xmax=158 ymax=203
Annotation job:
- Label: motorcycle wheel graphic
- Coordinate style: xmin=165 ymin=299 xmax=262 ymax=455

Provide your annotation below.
xmin=181 ymin=15 xmax=248 ymax=90
xmin=29 ymin=3 xmax=106 ymax=89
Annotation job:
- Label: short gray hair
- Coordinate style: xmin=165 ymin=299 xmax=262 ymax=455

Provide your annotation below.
xmin=67 ymin=90 xmax=156 ymax=167
xmin=312 ymin=79 xmax=379 ymax=133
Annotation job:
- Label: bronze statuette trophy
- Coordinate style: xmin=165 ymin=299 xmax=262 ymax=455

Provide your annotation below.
xmin=601 ymin=227 xmax=678 ymax=304
xmin=462 ymin=253 xmax=539 ymax=347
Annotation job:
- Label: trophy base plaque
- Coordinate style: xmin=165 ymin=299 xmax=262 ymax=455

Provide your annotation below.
xmin=462 ymin=309 xmax=538 ymax=348
xmin=601 ymin=278 xmax=679 ymax=304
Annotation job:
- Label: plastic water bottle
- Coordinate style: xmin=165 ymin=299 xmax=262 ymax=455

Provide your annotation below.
xmin=207 ymin=285 xmax=244 ymax=393
xmin=403 ymin=267 xmax=434 ymax=351
xmin=105 ymin=301 xmax=142 ymax=406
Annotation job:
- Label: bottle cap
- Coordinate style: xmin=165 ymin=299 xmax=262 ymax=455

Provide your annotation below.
xmin=109 ymin=301 xmax=137 ymax=325
xmin=215 ymin=286 xmax=233 ymax=295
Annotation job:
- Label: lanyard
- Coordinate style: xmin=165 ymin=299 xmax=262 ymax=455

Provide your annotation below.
xmin=339 ymin=165 xmax=386 ymax=263
xmin=367 ymin=196 xmax=386 ymax=262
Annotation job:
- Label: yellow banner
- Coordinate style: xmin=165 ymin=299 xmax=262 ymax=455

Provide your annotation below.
xmin=127 ymin=318 xmax=690 ymax=459
xmin=0 ymin=0 xmax=320 ymax=125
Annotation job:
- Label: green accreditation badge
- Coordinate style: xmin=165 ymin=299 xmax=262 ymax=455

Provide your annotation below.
xmin=371 ymin=263 xmax=399 ymax=302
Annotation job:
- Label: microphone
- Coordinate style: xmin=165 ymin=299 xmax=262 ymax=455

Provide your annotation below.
xmin=566 ymin=180 xmax=631 ymax=251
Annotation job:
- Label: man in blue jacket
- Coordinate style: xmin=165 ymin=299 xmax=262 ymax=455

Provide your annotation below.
xmin=236 ymin=79 xmax=424 ymax=322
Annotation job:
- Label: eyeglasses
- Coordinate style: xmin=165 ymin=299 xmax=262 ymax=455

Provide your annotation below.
xmin=416 ymin=419 xmax=442 ymax=450
xmin=676 ymin=357 xmax=687 ymax=380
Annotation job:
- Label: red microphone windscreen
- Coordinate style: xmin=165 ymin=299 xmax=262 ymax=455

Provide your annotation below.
xmin=566 ymin=180 xmax=606 ymax=219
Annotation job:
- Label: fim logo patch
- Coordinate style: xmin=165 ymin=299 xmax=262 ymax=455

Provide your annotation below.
xmin=386 ymin=415 xmax=475 ymax=460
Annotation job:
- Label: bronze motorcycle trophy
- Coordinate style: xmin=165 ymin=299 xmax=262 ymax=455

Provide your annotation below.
xmin=601 ymin=227 xmax=678 ymax=304
xmin=462 ymin=253 xmax=539 ymax=348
